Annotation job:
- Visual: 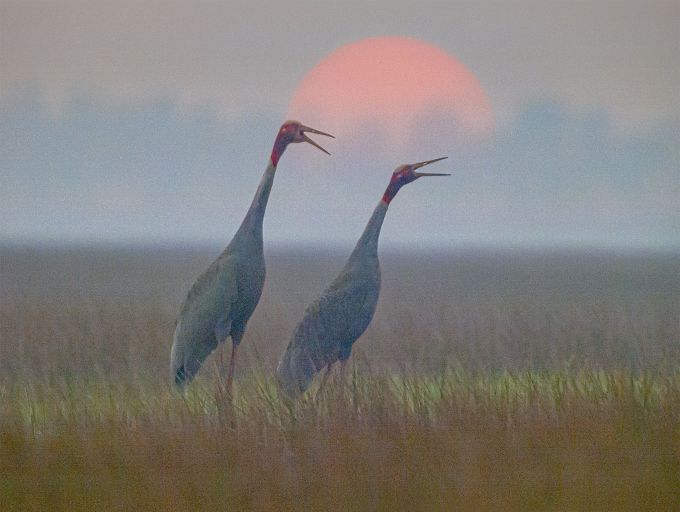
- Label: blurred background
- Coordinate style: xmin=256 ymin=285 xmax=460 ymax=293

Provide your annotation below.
xmin=1 ymin=5 xmax=678 ymax=508
xmin=1 ymin=0 xmax=678 ymax=378
xmin=2 ymin=1 xmax=678 ymax=249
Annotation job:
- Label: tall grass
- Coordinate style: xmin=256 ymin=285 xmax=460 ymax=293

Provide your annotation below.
xmin=1 ymin=246 xmax=679 ymax=510
xmin=2 ymin=370 xmax=678 ymax=511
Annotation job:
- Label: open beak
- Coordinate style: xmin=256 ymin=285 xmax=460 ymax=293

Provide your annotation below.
xmin=412 ymin=156 xmax=451 ymax=177
xmin=301 ymin=125 xmax=335 ymax=156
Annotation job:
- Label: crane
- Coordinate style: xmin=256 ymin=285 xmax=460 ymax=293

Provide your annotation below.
xmin=276 ymin=157 xmax=449 ymax=398
xmin=170 ymin=120 xmax=334 ymax=392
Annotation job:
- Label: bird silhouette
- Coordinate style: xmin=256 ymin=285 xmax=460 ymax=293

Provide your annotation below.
xmin=171 ymin=120 xmax=333 ymax=392
xmin=276 ymin=157 xmax=449 ymax=398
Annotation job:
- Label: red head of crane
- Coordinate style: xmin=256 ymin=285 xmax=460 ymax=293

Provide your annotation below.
xmin=382 ymin=156 xmax=450 ymax=203
xmin=271 ymin=121 xmax=332 ymax=166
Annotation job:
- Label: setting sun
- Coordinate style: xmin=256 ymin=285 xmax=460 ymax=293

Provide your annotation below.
xmin=288 ymin=36 xmax=494 ymax=147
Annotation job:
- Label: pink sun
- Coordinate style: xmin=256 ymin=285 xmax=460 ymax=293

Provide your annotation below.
xmin=288 ymin=36 xmax=494 ymax=149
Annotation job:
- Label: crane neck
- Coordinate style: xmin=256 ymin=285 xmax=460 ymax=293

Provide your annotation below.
xmin=270 ymin=136 xmax=288 ymax=167
xmin=349 ymin=200 xmax=389 ymax=262
xmin=382 ymin=178 xmax=407 ymax=204
xmin=235 ymin=159 xmax=277 ymax=242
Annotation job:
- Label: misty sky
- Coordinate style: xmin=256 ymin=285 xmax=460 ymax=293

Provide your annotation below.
xmin=1 ymin=1 xmax=679 ymax=248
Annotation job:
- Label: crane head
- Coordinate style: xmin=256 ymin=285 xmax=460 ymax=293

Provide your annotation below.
xmin=382 ymin=157 xmax=450 ymax=203
xmin=271 ymin=120 xmax=334 ymax=166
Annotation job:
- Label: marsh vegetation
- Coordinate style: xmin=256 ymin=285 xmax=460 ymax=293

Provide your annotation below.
xmin=1 ymin=245 xmax=678 ymax=510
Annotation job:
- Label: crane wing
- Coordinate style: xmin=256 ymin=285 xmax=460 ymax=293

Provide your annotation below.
xmin=171 ymin=255 xmax=239 ymax=386
xmin=294 ymin=265 xmax=379 ymax=368
xmin=276 ymin=267 xmax=379 ymax=397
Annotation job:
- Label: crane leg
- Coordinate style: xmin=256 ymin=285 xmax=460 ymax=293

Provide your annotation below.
xmin=315 ymin=363 xmax=333 ymax=398
xmin=340 ymin=359 xmax=350 ymax=392
xmin=215 ymin=343 xmax=226 ymax=379
xmin=226 ymin=342 xmax=238 ymax=398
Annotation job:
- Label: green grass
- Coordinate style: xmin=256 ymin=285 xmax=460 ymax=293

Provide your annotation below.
xmin=3 ymin=369 xmax=677 ymax=428
xmin=1 ymin=246 xmax=679 ymax=510
xmin=1 ymin=369 xmax=678 ymax=511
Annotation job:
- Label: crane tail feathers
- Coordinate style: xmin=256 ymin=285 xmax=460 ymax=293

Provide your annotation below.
xmin=174 ymin=365 xmax=188 ymax=388
xmin=276 ymin=349 xmax=317 ymax=399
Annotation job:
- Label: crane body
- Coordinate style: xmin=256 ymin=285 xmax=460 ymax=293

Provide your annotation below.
xmin=171 ymin=121 xmax=333 ymax=390
xmin=277 ymin=157 xmax=449 ymax=398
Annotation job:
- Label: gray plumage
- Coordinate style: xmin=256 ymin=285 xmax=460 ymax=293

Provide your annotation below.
xmin=170 ymin=164 xmax=272 ymax=387
xmin=170 ymin=120 xmax=334 ymax=389
xmin=276 ymin=157 xmax=449 ymax=398
xmin=277 ymin=203 xmax=386 ymax=397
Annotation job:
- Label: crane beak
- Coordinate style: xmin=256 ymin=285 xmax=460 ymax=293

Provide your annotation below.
xmin=300 ymin=125 xmax=335 ymax=156
xmin=412 ymin=156 xmax=451 ymax=177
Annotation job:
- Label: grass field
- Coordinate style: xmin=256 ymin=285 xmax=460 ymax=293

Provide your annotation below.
xmin=1 ymin=245 xmax=679 ymax=510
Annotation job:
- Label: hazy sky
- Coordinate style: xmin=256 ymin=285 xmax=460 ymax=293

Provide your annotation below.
xmin=1 ymin=1 xmax=679 ymax=248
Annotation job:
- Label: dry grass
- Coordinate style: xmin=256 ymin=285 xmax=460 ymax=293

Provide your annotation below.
xmin=1 ymin=245 xmax=679 ymax=510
